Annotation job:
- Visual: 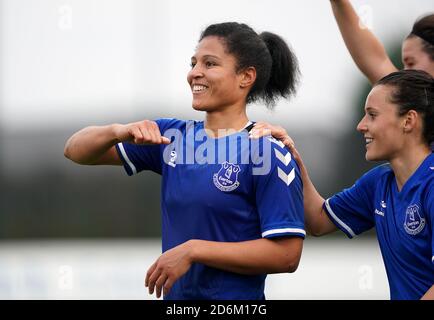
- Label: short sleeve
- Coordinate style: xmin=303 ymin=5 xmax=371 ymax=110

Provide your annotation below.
xmin=324 ymin=167 xmax=380 ymax=238
xmin=424 ymin=180 xmax=434 ymax=264
xmin=115 ymin=118 xmax=178 ymax=176
xmin=253 ymin=138 xmax=305 ymax=239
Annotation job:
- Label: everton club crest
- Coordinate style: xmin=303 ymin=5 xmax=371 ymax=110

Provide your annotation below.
xmin=213 ymin=162 xmax=241 ymax=192
xmin=404 ymin=204 xmax=425 ymax=235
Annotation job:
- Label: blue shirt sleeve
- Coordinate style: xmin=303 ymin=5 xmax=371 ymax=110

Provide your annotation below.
xmin=424 ymin=179 xmax=434 ymax=265
xmin=115 ymin=118 xmax=178 ymax=176
xmin=252 ymin=138 xmax=305 ymax=239
xmin=324 ymin=166 xmax=381 ymax=238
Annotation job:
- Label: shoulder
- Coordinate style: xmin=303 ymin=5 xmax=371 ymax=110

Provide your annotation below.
xmin=155 ymin=118 xmax=202 ymax=133
xmin=358 ymin=163 xmax=392 ymax=184
xmin=155 ymin=118 xmax=185 ymax=131
xmin=251 ymin=135 xmax=298 ymax=177
xmin=250 ymin=136 xmax=288 ymax=159
xmin=421 ymin=168 xmax=434 ymax=204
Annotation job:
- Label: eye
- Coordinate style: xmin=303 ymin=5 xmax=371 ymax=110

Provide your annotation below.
xmin=190 ymin=61 xmax=196 ymax=69
xmin=368 ymin=112 xmax=376 ymax=120
xmin=205 ymin=61 xmax=217 ymax=68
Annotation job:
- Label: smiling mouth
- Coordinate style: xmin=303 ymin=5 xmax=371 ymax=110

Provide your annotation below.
xmin=192 ymin=84 xmax=208 ymax=94
xmin=365 ymin=137 xmax=373 ymax=145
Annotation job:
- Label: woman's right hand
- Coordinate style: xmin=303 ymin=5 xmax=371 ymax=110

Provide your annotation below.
xmin=250 ymin=122 xmax=294 ymax=149
xmin=114 ymin=120 xmax=171 ymax=145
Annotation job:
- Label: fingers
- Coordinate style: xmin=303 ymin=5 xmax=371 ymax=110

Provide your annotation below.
xmin=161 ymin=136 xmax=171 ymax=144
xmin=144 ymin=121 xmax=159 ymax=144
xmin=145 ymin=262 xmax=174 ymax=299
xmin=249 ymin=122 xmax=271 ymax=139
xmin=128 ymin=126 xmax=144 ymax=144
xmin=287 ymin=144 xmax=305 ymax=170
xmin=249 ymin=127 xmax=271 ymax=139
xmin=282 ymin=136 xmax=295 ymax=149
xmin=155 ymin=274 xmax=168 ymax=299
xmin=250 ymin=123 xmax=296 ymax=151
xmin=250 ymin=122 xmax=287 ymax=140
xmin=125 ymin=120 xmax=170 ymax=145
xmin=146 ymin=265 xmax=161 ymax=296
xmin=163 ymin=278 xmax=174 ymax=297
xmin=249 ymin=122 xmax=268 ymax=138
xmin=145 ymin=261 xmax=157 ymax=288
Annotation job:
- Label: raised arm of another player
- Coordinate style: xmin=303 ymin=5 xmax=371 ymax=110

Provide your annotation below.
xmin=250 ymin=122 xmax=338 ymax=237
xmin=64 ymin=120 xmax=170 ymax=165
xmin=330 ymin=0 xmax=398 ymax=84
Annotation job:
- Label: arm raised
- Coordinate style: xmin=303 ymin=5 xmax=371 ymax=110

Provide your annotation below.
xmin=330 ymin=0 xmax=398 ymax=84
xmin=64 ymin=120 xmax=170 ymax=165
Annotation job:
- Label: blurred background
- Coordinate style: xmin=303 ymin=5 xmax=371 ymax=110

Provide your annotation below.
xmin=0 ymin=0 xmax=432 ymax=299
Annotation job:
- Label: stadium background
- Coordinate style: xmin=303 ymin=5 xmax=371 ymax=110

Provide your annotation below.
xmin=0 ymin=0 xmax=432 ymax=299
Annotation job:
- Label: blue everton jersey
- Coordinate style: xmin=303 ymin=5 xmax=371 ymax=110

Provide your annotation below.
xmin=324 ymin=153 xmax=434 ymax=300
xmin=115 ymin=118 xmax=305 ymax=300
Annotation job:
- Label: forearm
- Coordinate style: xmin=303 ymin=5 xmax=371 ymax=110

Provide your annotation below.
xmin=421 ymin=285 xmax=434 ymax=300
xmin=190 ymin=237 xmax=303 ymax=275
xmin=330 ymin=0 xmax=396 ymax=83
xmin=64 ymin=124 xmax=121 ymax=165
xmin=298 ymin=160 xmax=336 ymax=236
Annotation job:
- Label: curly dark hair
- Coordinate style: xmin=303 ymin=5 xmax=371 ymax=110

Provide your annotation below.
xmin=200 ymin=22 xmax=300 ymax=108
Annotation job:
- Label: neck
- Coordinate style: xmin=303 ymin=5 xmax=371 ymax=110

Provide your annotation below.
xmin=389 ymin=143 xmax=431 ymax=191
xmin=204 ymin=104 xmax=249 ymax=138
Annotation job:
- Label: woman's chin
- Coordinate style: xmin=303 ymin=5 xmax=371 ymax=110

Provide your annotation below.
xmin=192 ymin=102 xmax=208 ymax=111
xmin=365 ymin=151 xmax=385 ymax=162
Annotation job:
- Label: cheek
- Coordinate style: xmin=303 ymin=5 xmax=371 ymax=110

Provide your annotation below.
xmin=383 ymin=125 xmax=404 ymax=142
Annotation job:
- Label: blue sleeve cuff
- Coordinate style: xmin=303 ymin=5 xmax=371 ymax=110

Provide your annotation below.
xmin=323 ymin=198 xmax=356 ymax=239
xmin=115 ymin=143 xmax=137 ymax=176
xmin=262 ymin=227 xmax=306 ymax=239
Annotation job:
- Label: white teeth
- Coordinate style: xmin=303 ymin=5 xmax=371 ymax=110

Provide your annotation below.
xmin=193 ymin=85 xmax=207 ymax=93
xmin=365 ymin=138 xmax=373 ymax=145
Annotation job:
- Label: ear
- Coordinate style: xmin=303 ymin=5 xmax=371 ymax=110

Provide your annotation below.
xmin=239 ymin=67 xmax=256 ymax=89
xmin=403 ymin=110 xmax=418 ymax=133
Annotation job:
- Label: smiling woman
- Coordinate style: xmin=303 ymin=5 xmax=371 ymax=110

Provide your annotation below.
xmin=63 ymin=22 xmax=304 ymax=300
xmin=254 ymin=70 xmax=434 ymax=300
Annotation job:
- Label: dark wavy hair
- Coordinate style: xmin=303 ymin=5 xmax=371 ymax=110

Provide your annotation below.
xmin=375 ymin=70 xmax=434 ymax=145
xmin=408 ymin=14 xmax=434 ymax=61
xmin=200 ymin=22 xmax=300 ymax=108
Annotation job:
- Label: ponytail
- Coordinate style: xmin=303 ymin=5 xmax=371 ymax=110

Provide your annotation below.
xmin=200 ymin=22 xmax=300 ymax=108
xmin=260 ymin=32 xmax=299 ymax=107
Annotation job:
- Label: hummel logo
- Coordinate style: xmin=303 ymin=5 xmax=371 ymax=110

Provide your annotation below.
xmin=381 ymin=201 xmax=387 ymax=209
xmin=375 ymin=209 xmax=385 ymax=217
xmin=274 ymin=149 xmax=291 ymax=166
xmin=168 ymin=151 xmax=177 ymax=168
xmin=278 ymin=167 xmax=295 ymax=186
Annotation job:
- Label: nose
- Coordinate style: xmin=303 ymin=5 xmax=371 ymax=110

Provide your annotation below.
xmin=187 ymin=64 xmax=204 ymax=84
xmin=356 ymin=116 xmax=368 ymax=133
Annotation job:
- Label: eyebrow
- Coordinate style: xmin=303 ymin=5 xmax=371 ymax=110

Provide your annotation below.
xmin=191 ymin=54 xmax=221 ymax=60
xmin=365 ymin=106 xmax=378 ymax=112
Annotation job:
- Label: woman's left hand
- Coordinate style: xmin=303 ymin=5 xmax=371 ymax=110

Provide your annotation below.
xmin=145 ymin=240 xmax=195 ymax=298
